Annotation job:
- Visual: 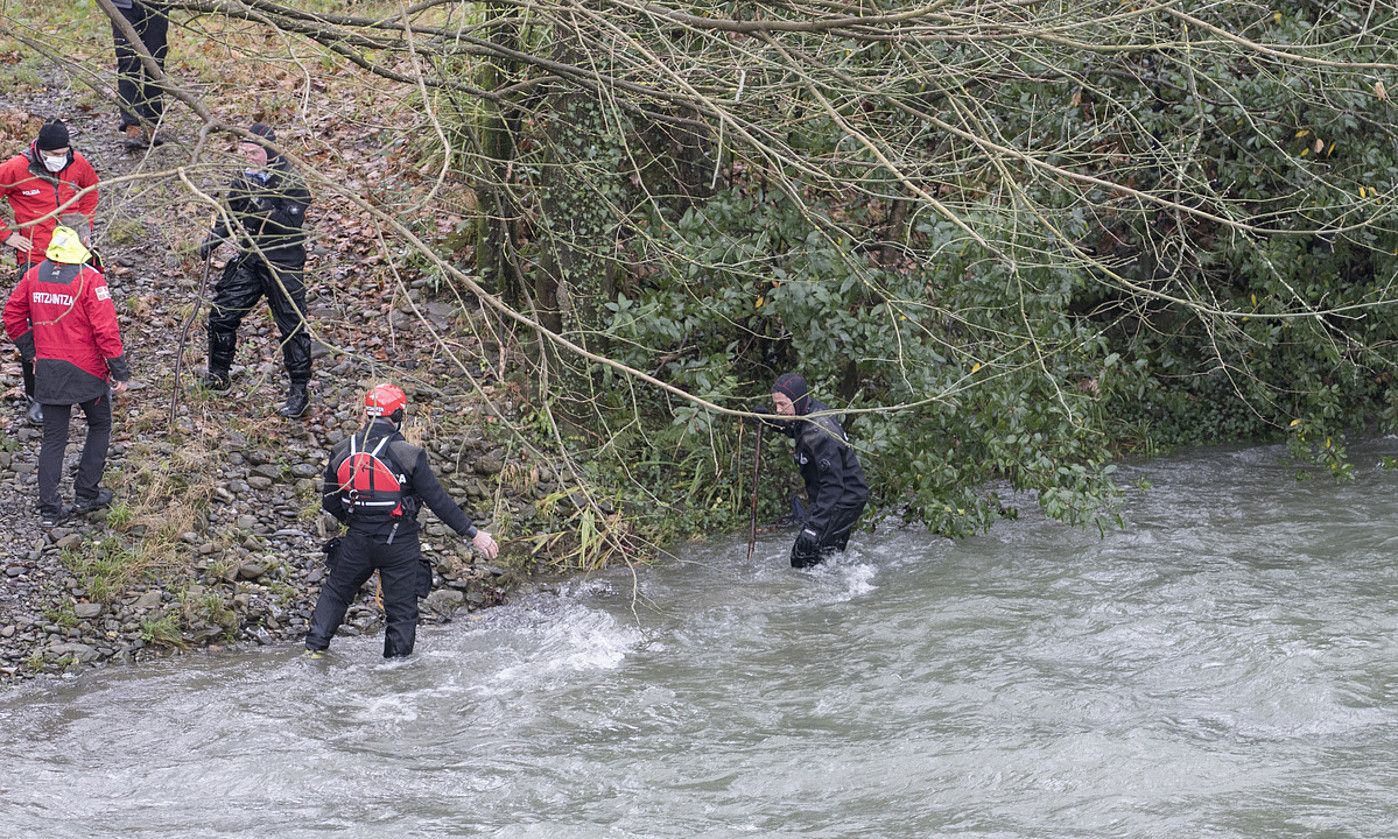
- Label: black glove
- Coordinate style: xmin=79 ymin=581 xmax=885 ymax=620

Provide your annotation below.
xmin=198 ymin=237 xmax=218 ymax=260
xmin=794 ymin=527 xmax=820 ymax=555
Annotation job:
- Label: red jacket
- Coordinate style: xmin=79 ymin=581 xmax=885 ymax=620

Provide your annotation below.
xmin=3 ymin=260 xmax=129 ymax=405
xmin=0 ymin=144 xmax=100 ymax=270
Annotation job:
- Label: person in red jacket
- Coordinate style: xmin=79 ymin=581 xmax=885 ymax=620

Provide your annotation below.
xmin=0 ymin=120 xmax=101 ymax=426
xmin=3 ymin=226 xmax=130 ymax=526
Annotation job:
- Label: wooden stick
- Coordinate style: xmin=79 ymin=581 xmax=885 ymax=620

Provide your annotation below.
xmin=169 ymin=252 xmax=214 ymax=430
xmin=746 ymin=421 xmax=764 ymax=562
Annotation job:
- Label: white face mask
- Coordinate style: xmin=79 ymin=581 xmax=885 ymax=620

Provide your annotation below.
xmin=41 ymin=153 xmax=66 ymax=173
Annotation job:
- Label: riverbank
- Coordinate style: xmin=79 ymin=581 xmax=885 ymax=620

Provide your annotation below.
xmin=0 ymin=44 xmax=568 ymax=680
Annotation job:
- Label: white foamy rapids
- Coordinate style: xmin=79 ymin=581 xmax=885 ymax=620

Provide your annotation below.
xmin=474 ymin=603 xmax=642 ymax=696
xmin=801 ymin=549 xmax=879 ymax=601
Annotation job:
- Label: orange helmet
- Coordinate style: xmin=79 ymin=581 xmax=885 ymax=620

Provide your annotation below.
xmin=364 ymin=383 xmax=407 ymax=419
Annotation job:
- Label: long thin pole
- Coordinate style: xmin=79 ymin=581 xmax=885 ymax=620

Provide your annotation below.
xmin=169 ymin=252 xmax=213 ymax=429
xmin=746 ymin=422 xmax=764 ymax=562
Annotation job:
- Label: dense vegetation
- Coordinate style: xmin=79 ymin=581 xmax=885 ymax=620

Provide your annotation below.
xmin=16 ymin=1 xmax=1398 ymax=562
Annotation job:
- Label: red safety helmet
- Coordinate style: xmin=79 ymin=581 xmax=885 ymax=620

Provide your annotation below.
xmin=364 ymin=383 xmax=408 ymax=419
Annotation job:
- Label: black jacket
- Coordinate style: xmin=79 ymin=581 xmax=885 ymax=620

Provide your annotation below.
xmin=209 ymin=156 xmax=310 ymax=266
xmin=772 ymin=398 xmax=868 ymax=534
xmin=322 ymin=419 xmax=478 ymax=539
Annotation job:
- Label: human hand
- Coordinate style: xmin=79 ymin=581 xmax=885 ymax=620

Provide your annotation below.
xmin=111 ymin=380 xmax=130 ymax=395
xmin=794 ymin=527 xmax=820 ymax=556
xmin=4 ymin=232 xmax=32 ymax=251
xmin=471 ymin=530 xmax=499 ymax=560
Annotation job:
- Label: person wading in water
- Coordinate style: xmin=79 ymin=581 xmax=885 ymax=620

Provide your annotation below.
xmin=755 ymin=372 xmax=869 ymax=568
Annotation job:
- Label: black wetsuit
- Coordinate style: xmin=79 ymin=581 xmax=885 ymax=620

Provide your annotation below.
xmin=305 ymin=418 xmax=479 ymax=658
xmin=774 ymin=398 xmax=869 ymax=568
xmin=205 ymin=157 xmax=312 ymax=387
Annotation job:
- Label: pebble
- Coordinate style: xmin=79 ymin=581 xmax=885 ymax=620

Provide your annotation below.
xmin=74 ymin=603 xmax=103 ymax=619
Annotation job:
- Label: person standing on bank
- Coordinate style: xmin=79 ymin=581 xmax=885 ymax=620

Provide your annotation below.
xmin=758 ymin=372 xmax=869 ymax=568
xmin=108 ymin=0 xmax=170 ymax=149
xmin=199 ymin=123 xmax=313 ymax=418
xmin=0 ymin=120 xmax=101 ymax=426
xmin=306 ymin=383 xmax=500 ymax=659
xmin=3 ymin=226 xmax=130 ymax=526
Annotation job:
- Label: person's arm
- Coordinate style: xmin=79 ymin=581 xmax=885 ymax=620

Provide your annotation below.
xmin=74 ymin=156 xmax=99 ymax=221
xmin=0 ymin=163 xmax=26 ymax=251
xmin=749 ymin=404 xmax=799 ymax=438
xmin=408 ymin=449 xmax=478 ymax=537
xmin=202 ymin=177 xmax=245 ymax=256
xmin=322 ymin=456 xmax=348 ymax=523
xmin=3 ymin=276 xmax=33 ymax=358
xmin=82 ymin=272 xmax=129 ymax=381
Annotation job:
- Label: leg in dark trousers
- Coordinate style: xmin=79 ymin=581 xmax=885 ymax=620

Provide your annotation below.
xmin=20 ymin=356 xmax=34 ymax=398
xmin=789 ymin=502 xmax=866 ymax=568
xmin=112 ymin=1 xmax=170 ymax=128
xmin=72 ymin=395 xmax=112 ymax=500
xmin=264 ymin=261 xmax=311 ymax=386
xmin=37 ymin=402 xmax=73 ymax=514
xmin=305 ymin=530 xmax=376 ymax=652
xmin=206 ymin=255 xmax=264 ymax=376
xmin=305 ymin=530 xmax=424 ymax=657
xmin=377 ymin=534 xmax=423 ymax=658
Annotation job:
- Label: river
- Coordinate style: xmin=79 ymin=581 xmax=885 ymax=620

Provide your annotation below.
xmin=2 ymin=445 xmax=1394 ymax=837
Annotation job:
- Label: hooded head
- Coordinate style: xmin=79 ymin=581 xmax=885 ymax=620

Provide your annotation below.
xmin=772 ymin=372 xmax=810 ymax=416
xmin=238 ymin=123 xmax=277 ymax=174
xmin=46 ymin=226 xmax=91 ymax=265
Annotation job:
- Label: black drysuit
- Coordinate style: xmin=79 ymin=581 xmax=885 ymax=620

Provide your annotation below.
xmin=205 ymin=158 xmax=312 ymax=386
xmin=772 ymin=398 xmax=869 ymax=568
xmin=306 ymin=419 xmax=479 ymax=658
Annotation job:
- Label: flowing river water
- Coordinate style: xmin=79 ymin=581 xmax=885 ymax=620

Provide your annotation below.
xmin=2 ymin=445 xmax=1395 ymax=837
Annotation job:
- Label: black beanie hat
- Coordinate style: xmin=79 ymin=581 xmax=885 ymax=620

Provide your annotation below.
xmin=247 ymin=122 xmax=276 ymax=143
xmin=36 ymin=121 xmax=70 ymax=151
xmin=772 ymin=372 xmax=810 ymax=415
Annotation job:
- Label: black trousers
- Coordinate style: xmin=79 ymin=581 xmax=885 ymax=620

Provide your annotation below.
xmin=305 ymin=529 xmax=427 ymax=658
xmin=39 ymin=395 xmax=112 ymax=513
xmin=790 ymin=501 xmax=866 ymax=569
xmin=112 ymin=2 xmax=169 ymax=128
xmin=207 ymin=254 xmax=310 ymax=384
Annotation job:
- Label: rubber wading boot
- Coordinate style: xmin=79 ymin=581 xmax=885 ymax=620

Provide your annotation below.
xmin=203 ymin=368 xmax=231 ymax=391
xmin=279 ymin=383 xmax=309 ymax=418
xmin=26 ymin=398 xmax=43 ymax=426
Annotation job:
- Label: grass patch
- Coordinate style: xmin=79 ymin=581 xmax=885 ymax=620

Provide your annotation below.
xmin=105 ymin=218 xmax=148 ymax=247
xmin=140 ymin=613 xmax=186 ymax=649
xmin=181 ymin=590 xmax=237 ymax=639
xmin=44 ymin=605 xmax=78 ymax=629
xmin=60 ymin=536 xmax=143 ymax=603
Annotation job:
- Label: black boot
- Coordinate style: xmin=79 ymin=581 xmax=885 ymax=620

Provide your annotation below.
xmin=203 ymin=367 xmax=231 ymax=391
xmin=26 ymin=398 xmax=43 ymax=426
xmin=206 ymin=329 xmax=237 ymax=392
xmin=279 ymin=382 xmax=309 ymax=418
